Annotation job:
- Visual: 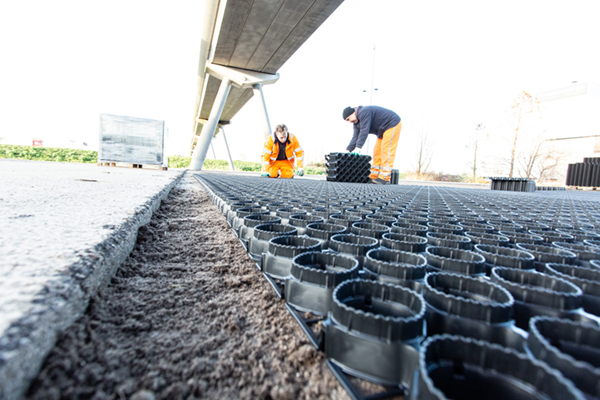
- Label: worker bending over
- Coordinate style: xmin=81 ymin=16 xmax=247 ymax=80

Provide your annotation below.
xmin=343 ymin=105 xmax=402 ymax=185
xmin=261 ymin=124 xmax=304 ymax=178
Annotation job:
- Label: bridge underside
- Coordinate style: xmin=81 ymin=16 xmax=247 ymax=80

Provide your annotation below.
xmin=191 ymin=0 xmax=344 ymax=167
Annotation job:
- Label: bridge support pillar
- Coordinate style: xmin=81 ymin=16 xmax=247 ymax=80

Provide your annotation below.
xmin=190 ymin=77 xmax=232 ymax=170
xmin=190 ymin=64 xmax=279 ymax=170
xmin=210 ymin=142 xmax=216 ymax=159
xmin=253 ymin=83 xmax=272 ymax=139
xmin=220 ymin=125 xmax=235 ymax=171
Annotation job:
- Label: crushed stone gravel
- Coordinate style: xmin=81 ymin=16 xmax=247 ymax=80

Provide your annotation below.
xmin=25 ymin=173 xmax=348 ymax=400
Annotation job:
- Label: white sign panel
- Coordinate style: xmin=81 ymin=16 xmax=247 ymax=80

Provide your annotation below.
xmin=99 ymin=114 xmax=164 ymax=165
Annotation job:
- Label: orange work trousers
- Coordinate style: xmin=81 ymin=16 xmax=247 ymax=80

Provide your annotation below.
xmin=370 ymin=121 xmax=402 ymax=181
xmin=268 ymin=160 xmax=294 ymax=178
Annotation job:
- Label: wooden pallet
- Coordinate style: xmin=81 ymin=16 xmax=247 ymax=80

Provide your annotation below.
xmin=98 ymin=161 xmax=168 ymax=171
xmin=565 ymin=186 xmax=599 ymax=191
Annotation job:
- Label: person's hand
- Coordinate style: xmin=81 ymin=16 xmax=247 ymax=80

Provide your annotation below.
xmin=261 ymin=173 xmax=270 ymax=177
xmin=350 ymin=148 xmax=362 ymax=156
xmin=297 ymin=168 xmax=304 ymax=176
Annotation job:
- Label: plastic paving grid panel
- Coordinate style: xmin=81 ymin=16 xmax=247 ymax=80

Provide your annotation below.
xmin=325 ymin=152 xmax=400 ymax=184
xmin=325 ymin=153 xmax=372 ymax=183
xmin=193 ymin=171 xmax=600 ymax=400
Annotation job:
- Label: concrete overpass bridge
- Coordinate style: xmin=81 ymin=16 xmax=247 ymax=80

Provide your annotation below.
xmin=189 ymin=0 xmax=345 ymax=170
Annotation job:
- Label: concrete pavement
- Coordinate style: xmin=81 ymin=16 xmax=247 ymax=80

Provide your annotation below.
xmin=0 ymin=159 xmax=184 ymax=400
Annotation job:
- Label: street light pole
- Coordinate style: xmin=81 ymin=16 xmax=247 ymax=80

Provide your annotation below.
xmin=473 ymin=123 xmax=483 ymax=180
xmin=364 ymin=44 xmax=377 ymax=153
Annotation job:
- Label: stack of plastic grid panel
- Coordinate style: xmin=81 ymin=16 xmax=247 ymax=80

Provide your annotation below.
xmin=390 ymin=169 xmax=400 ymax=184
xmin=488 ymin=177 xmax=536 ymax=192
xmin=537 ymin=186 xmax=566 ymax=191
xmin=566 ymin=157 xmax=600 ymax=187
xmin=325 ymin=152 xmax=372 ymax=183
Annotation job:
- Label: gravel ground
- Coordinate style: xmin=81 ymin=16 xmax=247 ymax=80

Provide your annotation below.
xmin=25 ymin=173 xmax=348 ymax=400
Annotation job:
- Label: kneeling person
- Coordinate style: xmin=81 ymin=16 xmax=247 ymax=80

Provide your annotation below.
xmin=261 ymin=124 xmax=304 ymax=178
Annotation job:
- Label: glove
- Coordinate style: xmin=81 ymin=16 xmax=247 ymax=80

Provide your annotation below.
xmin=350 ymin=148 xmax=362 ymax=156
xmin=296 ymin=168 xmax=304 ymax=177
xmin=261 ymin=173 xmax=270 ymax=177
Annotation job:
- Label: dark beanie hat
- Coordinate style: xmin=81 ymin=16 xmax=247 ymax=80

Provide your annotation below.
xmin=342 ymin=106 xmax=355 ymax=120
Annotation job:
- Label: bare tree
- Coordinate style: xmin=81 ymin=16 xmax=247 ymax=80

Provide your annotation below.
xmin=536 ymin=150 xmax=566 ymax=182
xmin=413 ymin=122 xmax=434 ymax=179
xmin=518 ymin=134 xmax=566 ymax=181
xmin=505 ymin=91 xmax=541 ymax=177
xmin=518 ymin=138 xmax=544 ymax=179
xmin=465 ymin=123 xmax=486 ymax=180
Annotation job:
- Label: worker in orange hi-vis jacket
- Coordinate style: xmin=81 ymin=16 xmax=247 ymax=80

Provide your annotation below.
xmin=260 ymin=124 xmax=304 ymax=178
xmin=343 ymin=105 xmax=402 ymax=185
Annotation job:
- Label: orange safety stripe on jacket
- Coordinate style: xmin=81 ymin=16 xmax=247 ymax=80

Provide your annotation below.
xmin=261 ymin=132 xmax=304 ymax=172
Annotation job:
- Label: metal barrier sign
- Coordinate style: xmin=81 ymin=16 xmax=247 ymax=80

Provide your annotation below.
xmin=99 ymin=114 xmax=165 ymax=165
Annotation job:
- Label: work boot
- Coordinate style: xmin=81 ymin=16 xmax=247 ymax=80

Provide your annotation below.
xmin=372 ymin=178 xmax=390 ymax=185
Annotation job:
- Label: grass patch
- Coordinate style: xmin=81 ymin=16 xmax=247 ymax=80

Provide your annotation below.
xmin=5 ymin=145 xmax=491 ymax=181
xmin=0 ymin=144 xmax=98 ymax=163
xmin=0 ymin=145 xmax=327 ymax=175
xmin=169 ymin=155 xmax=326 ymax=175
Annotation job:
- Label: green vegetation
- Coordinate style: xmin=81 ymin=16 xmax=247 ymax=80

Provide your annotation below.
xmin=167 ymin=156 xmax=262 ymax=171
xmin=0 ymin=145 xmax=327 ymax=175
xmin=0 ymin=144 xmax=98 ymax=163
xmin=169 ymin=155 xmax=327 ymax=175
xmin=0 ymin=145 xmax=489 ymax=182
xmin=304 ymin=166 xmax=327 ymax=175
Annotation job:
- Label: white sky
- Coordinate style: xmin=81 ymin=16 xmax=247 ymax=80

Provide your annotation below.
xmin=1 ymin=0 xmax=599 ymax=174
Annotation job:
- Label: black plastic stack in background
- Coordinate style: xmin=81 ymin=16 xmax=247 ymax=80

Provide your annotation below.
xmin=390 ymin=169 xmax=400 ymax=185
xmin=488 ymin=177 xmax=536 ymax=192
xmin=566 ymin=157 xmax=600 ymax=187
xmin=325 ymin=152 xmax=371 ymax=183
xmin=537 ymin=186 xmax=566 ymax=191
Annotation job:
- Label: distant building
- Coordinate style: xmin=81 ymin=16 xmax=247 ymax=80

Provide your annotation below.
xmin=535 ymin=82 xmax=600 ymax=184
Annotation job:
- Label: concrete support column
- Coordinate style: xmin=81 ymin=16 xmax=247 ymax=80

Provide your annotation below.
xmin=220 ymin=126 xmax=235 ymax=171
xmin=253 ymin=83 xmax=272 ymax=139
xmin=190 ymin=77 xmax=232 ymax=170
xmin=210 ymin=142 xmax=216 ymax=159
